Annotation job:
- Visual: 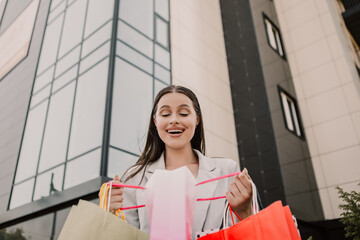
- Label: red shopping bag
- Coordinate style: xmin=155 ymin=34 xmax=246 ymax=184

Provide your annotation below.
xmin=198 ymin=201 xmax=301 ymax=240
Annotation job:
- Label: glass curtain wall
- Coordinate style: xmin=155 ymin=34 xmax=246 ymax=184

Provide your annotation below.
xmin=9 ymin=0 xmax=114 ymax=209
xmin=107 ymin=0 xmax=171 ymax=178
xmin=9 ymin=0 xmax=170 ymax=209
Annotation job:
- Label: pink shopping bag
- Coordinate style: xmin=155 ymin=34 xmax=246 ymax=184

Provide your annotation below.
xmin=145 ymin=166 xmax=196 ymax=240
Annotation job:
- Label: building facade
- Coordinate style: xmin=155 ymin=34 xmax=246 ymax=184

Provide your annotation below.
xmin=0 ymin=0 xmax=359 ymax=239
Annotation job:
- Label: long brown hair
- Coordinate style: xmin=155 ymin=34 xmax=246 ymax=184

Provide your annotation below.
xmin=122 ymin=85 xmax=206 ymax=183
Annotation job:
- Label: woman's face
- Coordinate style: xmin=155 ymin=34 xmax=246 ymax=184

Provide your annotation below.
xmin=154 ymin=92 xmax=199 ymax=151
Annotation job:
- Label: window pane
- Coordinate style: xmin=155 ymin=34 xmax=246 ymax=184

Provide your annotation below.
xmin=38 ymin=82 xmax=75 ymax=172
xmin=155 ymin=44 xmax=170 ymax=69
xmin=53 ymin=64 xmax=78 ymax=93
xmin=48 ymin=0 xmax=66 ymax=23
xmin=82 ymin=21 xmax=112 ymax=57
xmin=79 ymin=41 xmax=110 ymax=74
xmin=116 ymin=40 xmax=153 ymax=74
xmin=84 ymin=0 xmax=114 ymax=38
xmin=107 ymin=148 xmax=138 ymax=179
xmin=30 ymin=84 xmax=51 ymax=108
xmin=265 ymin=20 xmax=277 ymax=50
xmin=33 ymin=165 xmax=64 ymax=201
xmin=290 ymin=102 xmax=301 ymax=136
xmin=155 ymin=63 xmax=170 ymax=84
xmin=10 ymin=178 xmax=34 ymax=209
xmin=68 ymin=59 xmax=108 ymax=159
xmin=119 ymin=0 xmax=154 ymax=39
xmin=64 ymin=148 xmax=101 ymax=189
xmin=37 ymin=14 xmax=63 ymax=74
xmin=275 ymin=31 xmax=284 ymax=56
xmin=33 ymin=66 xmax=54 ymax=94
xmin=154 ymin=79 xmax=168 ymax=99
xmin=53 ymin=207 xmax=71 ymax=239
xmin=58 ymin=0 xmax=87 ymax=58
xmin=155 ymin=17 xmax=168 ymax=48
xmin=55 ymin=45 xmax=80 ymax=78
xmin=281 ymin=93 xmax=294 ymax=131
xmin=117 ymin=20 xmax=153 ymax=58
xmin=110 ymin=58 xmax=152 ymax=155
xmin=15 ymin=100 xmax=48 ymax=183
xmin=3 ymin=212 xmax=53 ymax=240
xmin=155 ymin=0 xmax=169 ymax=21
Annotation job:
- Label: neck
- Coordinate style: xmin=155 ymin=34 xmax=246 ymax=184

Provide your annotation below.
xmin=164 ymin=145 xmax=198 ymax=169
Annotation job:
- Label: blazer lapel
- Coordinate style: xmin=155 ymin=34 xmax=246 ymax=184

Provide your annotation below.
xmin=193 ymin=150 xmax=219 ymax=232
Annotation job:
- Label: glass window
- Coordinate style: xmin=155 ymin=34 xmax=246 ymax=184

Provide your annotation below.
xmin=52 ymin=64 xmax=78 ymax=93
xmin=117 ymin=20 xmax=153 ymax=58
xmin=51 ymin=0 xmax=65 ymax=11
xmin=107 ymin=147 xmax=138 ymax=179
xmin=68 ymin=59 xmax=108 ymax=159
xmin=64 ymin=148 xmax=101 ymax=189
xmin=1 ymin=212 xmax=54 ymax=239
xmin=155 ymin=44 xmax=170 ymax=69
xmin=116 ymin=40 xmax=153 ymax=74
xmin=79 ymin=40 xmax=110 ymax=74
xmin=33 ymin=165 xmax=64 ymax=201
xmin=15 ymin=100 xmax=48 ymax=183
xmin=10 ymin=178 xmax=35 ymax=209
xmin=155 ymin=63 xmax=170 ymax=84
xmin=55 ymin=45 xmax=80 ymax=78
xmin=154 ymin=79 xmax=168 ymax=99
xmin=37 ymin=13 xmax=64 ymax=74
xmin=82 ymin=20 xmax=112 ymax=58
xmin=38 ymin=82 xmax=75 ymax=172
xmin=264 ymin=15 xmax=285 ymax=58
xmin=278 ymin=87 xmax=303 ymax=138
xmin=33 ymin=66 xmax=54 ymax=94
xmin=53 ymin=207 xmax=71 ymax=239
xmin=155 ymin=0 xmax=169 ymax=21
xmin=119 ymin=0 xmax=154 ymax=39
xmin=58 ymin=0 xmax=87 ymax=58
xmin=84 ymin=0 xmax=114 ymax=38
xmin=30 ymin=84 xmax=51 ymax=109
xmin=155 ymin=16 xmax=168 ymax=48
xmin=48 ymin=0 xmax=66 ymax=23
xmin=110 ymin=58 xmax=153 ymax=155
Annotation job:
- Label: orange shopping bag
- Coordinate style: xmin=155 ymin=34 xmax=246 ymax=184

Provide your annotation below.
xmin=198 ymin=201 xmax=301 ymax=240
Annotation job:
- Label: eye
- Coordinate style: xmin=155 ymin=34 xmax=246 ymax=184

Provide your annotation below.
xmin=161 ymin=113 xmax=170 ymax=117
xmin=179 ymin=113 xmax=189 ymax=116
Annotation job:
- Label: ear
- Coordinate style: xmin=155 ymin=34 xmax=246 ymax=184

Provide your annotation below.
xmin=153 ymin=116 xmax=157 ymax=127
xmin=196 ymin=116 xmax=200 ymax=126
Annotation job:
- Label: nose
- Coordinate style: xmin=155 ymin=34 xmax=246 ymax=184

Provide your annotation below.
xmin=169 ymin=114 xmax=179 ymax=124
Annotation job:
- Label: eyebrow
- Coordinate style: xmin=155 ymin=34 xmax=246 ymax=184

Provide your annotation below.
xmin=159 ymin=104 xmax=191 ymax=109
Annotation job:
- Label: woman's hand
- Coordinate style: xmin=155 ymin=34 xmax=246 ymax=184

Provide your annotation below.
xmin=100 ymin=175 xmax=124 ymax=215
xmin=225 ymin=168 xmax=253 ymax=220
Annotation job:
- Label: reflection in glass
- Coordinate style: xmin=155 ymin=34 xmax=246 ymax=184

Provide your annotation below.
xmin=2 ymin=212 xmax=53 ymax=239
xmin=155 ymin=44 xmax=170 ymax=69
xmin=38 ymin=82 xmax=75 ymax=172
xmin=155 ymin=17 xmax=168 ymax=48
xmin=64 ymin=148 xmax=101 ymax=189
xmin=58 ymin=0 xmax=86 ymax=58
xmin=37 ymin=14 xmax=63 ymax=74
xmin=15 ymin=100 xmax=48 ymax=183
xmin=116 ymin=41 xmax=153 ymax=74
xmin=110 ymin=58 xmax=152 ymax=155
xmin=84 ymin=0 xmax=114 ymax=38
xmin=155 ymin=63 xmax=170 ymax=84
xmin=82 ymin=21 xmax=112 ymax=58
xmin=155 ymin=0 xmax=169 ymax=21
xmin=10 ymin=178 xmax=35 ymax=209
xmin=33 ymin=165 xmax=64 ymax=200
xmin=30 ymin=84 xmax=51 ymax=108
xmin=68 ymin=59 xmax=108 ymax=159
xmin=119 ymin=0 xmax=154 ymax=39
xmin=117 ymin=20 xmax=153 ymax=58
xmin=107 ymin=148 xmax=138 ymax=179
xmin=55 ymin=45 xmax=80 ymax=78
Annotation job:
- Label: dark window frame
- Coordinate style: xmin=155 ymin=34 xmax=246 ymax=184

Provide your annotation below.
xmin=262 ymin=13 xmax=286 ymax=60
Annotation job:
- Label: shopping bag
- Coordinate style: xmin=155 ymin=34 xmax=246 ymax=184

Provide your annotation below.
xmin=198 ymin=201 xmax=301 ymax=240
xmin=58 ymin=200 xmax=149 ymax=240
xmin=146 ymin=166 xmax=196 ymax=240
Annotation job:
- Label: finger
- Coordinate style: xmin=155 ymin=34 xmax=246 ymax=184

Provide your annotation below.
xmin=234 ymin=176 xmax=252 ymax=200
xmin=113 ymin=174 xmax=120 ymax=181
xmin=225 ymin=191 xmax=236 ymax=204
xmin=243 ymin=168 xmax=252 ymax=181
xmin=236 ymin=172 xmax=252 ymax=192
xmin=110 ymin=188 xmax=123 ymax=197
xmin=109 ymin=202 xmax=123 ymax=212
xmin=110 ymin=195 xmax=124 ymax=204
xmin=228 ymin=182 xmax=242 ymax=199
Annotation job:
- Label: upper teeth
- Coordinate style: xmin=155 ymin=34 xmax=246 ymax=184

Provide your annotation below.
xmin=168 ymin=129 xmax=183 ymax=133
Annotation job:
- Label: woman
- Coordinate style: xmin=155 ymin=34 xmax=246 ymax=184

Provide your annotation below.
xmin=106 ymin=85 xmax=254 ymax=238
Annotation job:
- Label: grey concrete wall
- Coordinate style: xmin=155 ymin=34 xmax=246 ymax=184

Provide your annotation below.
xmin=0 ymin=0 xmax=50 ymax=214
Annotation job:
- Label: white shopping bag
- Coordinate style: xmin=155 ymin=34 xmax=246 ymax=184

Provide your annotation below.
xmin=146 ymin=166 xmax=196 ymax=240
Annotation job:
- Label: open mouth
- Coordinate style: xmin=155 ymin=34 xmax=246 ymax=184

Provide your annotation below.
xmin=166 ymin=129 xmax=184 ymax=135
